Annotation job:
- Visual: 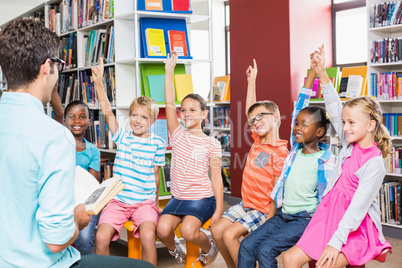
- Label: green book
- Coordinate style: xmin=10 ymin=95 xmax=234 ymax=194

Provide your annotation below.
xmin=147 ymin=74 xmax=165 ymax=103
xmin=140 ymin=63 xmax=186 ymax=103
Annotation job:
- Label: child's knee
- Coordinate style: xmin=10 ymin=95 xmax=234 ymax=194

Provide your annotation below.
xmin=156 ymin=222 xmax=171 ymax=239
xmin=210 ymin=222 xmax=223 ymax=239
xmin=140 ymin=230 xmax=156 ymax=245
xmin=222 ymin=227 xmax=237 ymax=242
xmin=283 ymin=251 xmax=293 ymax=266
xmin=256 ymin=244 xmax=277 ymax=260
xmin=180 ymin=224 xmax=197 ymax=242
xmin=95 ymin=230 xmax=111 ymax=247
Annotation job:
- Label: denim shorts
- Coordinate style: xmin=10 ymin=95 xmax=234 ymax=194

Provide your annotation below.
xmin=161 ymin=196 xmax=216 ymax=224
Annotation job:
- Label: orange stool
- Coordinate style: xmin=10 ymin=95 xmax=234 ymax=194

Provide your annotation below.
xmin=308 ymin=248 xmax=392 ymax=268
xmin=185 ymin=218 xmax=212 ymax=268
xmin=124 ymin=221 xmax=142 ymax=259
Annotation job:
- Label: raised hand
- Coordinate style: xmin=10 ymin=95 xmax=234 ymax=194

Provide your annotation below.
xmin=165 ymin=51 xmax=178 ymax=71
xmin=91 ymin=57 xmax=104 ymax=84
xmin=246 ymin=59 xmax=258 ymax=83
xmin=312 ymin=44 xmax=326 ymax=74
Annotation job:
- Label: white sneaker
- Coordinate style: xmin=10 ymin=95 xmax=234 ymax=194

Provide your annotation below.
xmin=168 ymin=235 xmax=187 ymax=264
xmin=191 ymin=239 xmax=219 ymax=267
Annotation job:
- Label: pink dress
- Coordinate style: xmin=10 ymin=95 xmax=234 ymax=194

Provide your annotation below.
xmin=296 ymin=143 xmax=391 ymax=266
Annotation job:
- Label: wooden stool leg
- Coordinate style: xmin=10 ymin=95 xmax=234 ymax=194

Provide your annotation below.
xmin=127 ymin=229 xmax=142 ymax=259
xmin=185 ymin=241 xmax=203 ymax=268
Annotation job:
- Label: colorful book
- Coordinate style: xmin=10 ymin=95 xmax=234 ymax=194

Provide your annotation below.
xmin=211 ymin=75 xmax=230 ymax=102
xmin=145 ymin=0 xmax=163 ymax=11
xmin=171 ymin=0 xmax=190 ymax=11
xmin=174 ymin=74 xmax=194 ymax=101
xmin=144 ymin=28 xmax=166 ymax=57
xmin=168 ymin=30 xmax=188 ymax=57
xmin=150 ymin=119 xmax=168 ymax=146
xmin=147 ymin=74 xmax=165 ymax=103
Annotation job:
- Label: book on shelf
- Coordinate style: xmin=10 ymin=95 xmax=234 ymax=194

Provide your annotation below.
xmin=147 ymin=74 xmax=165 ymax=103
xmin=145 ymin=28 xmax=167 ymax=57
xmin=150 ymin=119 xmax=169 ymax=147
xmin=84 ymin=27 xmax=115 ymax=66
xmin=213 ymin=107 xmax=231 ymax=128
xmin=380 ymin=181 xmax=401 ymax=225
xmin=307 ymin=67 xmax=341 ymax=98
xmin=221 ymin=166 xmax=231 ymax=191
xmin=212 ymin=131 xmax=230 ymax=154
xmin=75 ymin=166 xmax=125 ymax=215
xmin=100 ymin=158 xmax=114 ymax=181
xmin=145 ymin=0 xmax=163 ymax=11
xmin=345 ymin=75 xmax=364 ymax=98
xmin=382 ymin=113 xmax=402 ymax=138
xmin=167 ymin=30 xmax=189 ymax=57
xmin=139 ymin=18 xmax=191 ymax=59
xmin=59 ymin=33 xmax=77 ymax=70
xmin=369 ymin=2 xmax=402 ymax=28
xmin=171 ymin=0 xmax=191 ymax=11
xmin=340 ymin=66 xmax=367 ymax=97
xmin=370 ymin=72 xmax=402 ymax=100
xmin=385 ymin=145 xmax=402 ymax=174
xmin=174 ymin=74 xmax=193 ymax=102
xmin=211 ymin=75 xmax=230 ymax=102
xmin=162 ymin=165 xmax=171 ymax=193
xmin=140 ymin=63 xmax=186 ymax=101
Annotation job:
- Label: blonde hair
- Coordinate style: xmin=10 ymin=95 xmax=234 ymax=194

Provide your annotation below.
xmin=248 ymin=100 xmax=281 ymax=127
xmin=344 ymin=96 xmax=391 ymax=157
xmin=129 ymin=96 xmax=159 ymax=122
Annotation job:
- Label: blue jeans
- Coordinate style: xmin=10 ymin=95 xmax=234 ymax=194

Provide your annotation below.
xmin=74 ymin=215 xmax=97 ymax=253
xmin=238 ymin=208 xmax=311 ymax=268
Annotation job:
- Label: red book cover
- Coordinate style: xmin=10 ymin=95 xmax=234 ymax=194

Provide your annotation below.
xmin=168 ymin=30 xmax=188 ymax=57
xmin=171 ymin=0 xmax=190 ymax=11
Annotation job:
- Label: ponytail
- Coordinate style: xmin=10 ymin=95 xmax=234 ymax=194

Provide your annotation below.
xmin=375 ymin=123 xmax=391 ymax=157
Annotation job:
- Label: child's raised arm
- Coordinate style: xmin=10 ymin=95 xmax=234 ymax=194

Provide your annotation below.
xmin=50 ymin=84 xmax=64 ymax=124
xmin=245 ymin=59 xmax=257 ymax=116
xmin=314 ymin=45 xmax=346 ymax=145
xmin=92 ymin=58 xmax=119 ymax=136
xmin=164 ymin=52 xmax=180 ymax=135
xmin=304 ymin=53 xmax=317 ymax=89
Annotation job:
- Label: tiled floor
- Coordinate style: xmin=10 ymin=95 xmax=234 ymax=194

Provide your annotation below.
xmin=109 ymin=200 xmax=402 ymax=267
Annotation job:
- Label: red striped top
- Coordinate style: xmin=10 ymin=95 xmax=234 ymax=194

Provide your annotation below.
xmin=170 ymin=125 xmax=222 ymax=200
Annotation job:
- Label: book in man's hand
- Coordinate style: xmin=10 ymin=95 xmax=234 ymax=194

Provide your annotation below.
xmin=75 ymin=166 xmax=125 ymax=215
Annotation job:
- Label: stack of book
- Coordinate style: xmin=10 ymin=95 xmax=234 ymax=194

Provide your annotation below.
xmin=369 ymin=2 xmax=402 ymax=28
xmin=84 ymin=26 xmax=115 ymax=66
xmin=370 ymin=72 xmax=402 ymax=100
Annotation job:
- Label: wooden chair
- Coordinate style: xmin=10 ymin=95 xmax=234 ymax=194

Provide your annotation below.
xmin=308 ymin=248 xmax=392 ymax=268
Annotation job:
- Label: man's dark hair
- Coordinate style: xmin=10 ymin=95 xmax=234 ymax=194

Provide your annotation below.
xmin=0 ymin=19 xmax=59 ymax=90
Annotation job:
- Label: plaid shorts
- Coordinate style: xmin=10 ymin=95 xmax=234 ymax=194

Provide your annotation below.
xmin=222 ymin=201 xmax=269 ymax=233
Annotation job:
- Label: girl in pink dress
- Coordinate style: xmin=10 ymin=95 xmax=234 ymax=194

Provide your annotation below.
xmin=283 ymin=45 xmax=392 ymax=268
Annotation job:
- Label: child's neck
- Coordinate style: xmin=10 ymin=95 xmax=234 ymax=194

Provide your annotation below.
xmin=301 ymin=143 xmax=320 ymax=154
xmin=187 ymin=126 xmax=207 ymax=137
xmin=356 ymin=135 xmax=375 ymax=149
xmin=260 ymin=129 xmax=279 ymax=144
xmin=74 ymin=135 xmax=86 ymax=152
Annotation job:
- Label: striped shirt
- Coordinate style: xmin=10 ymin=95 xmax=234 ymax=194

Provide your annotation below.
xmin=111 ymin=126 xmax=166 ymax=204
xmin=170 ymin=125 xmax=222 ymax=200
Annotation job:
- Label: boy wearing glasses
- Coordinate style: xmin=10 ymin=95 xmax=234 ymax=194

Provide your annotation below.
xmin=211 ymin=59 xmax=288 ymax=268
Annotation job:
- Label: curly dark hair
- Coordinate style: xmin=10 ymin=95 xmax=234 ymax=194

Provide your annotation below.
xmin=64 ymin=100 xmax=91 ymax=119
xmin=0 ymin=18 xmax=59 ymax=90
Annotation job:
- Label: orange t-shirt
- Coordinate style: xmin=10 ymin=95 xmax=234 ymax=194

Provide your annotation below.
xmin=241 ymin=132 xmax=289 ymax=214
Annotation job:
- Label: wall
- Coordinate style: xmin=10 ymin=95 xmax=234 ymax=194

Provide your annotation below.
xmin=229 ymin=0 xmax=332 ymax=198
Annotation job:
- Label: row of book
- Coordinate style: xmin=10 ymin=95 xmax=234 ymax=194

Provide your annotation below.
xmin=212 ymin=132 xmax=230 ymax=154
xmin=385 ymin=146 xmax=402 ymax=174
xmin=383 ymin=113 xmax=402 ymax=137
xmin=60 ymin=33 xmax=77 ymax=70
xmin=57 ymin=66 xmax=116 ymax=107
xmin=140 ymin=18 xmax=191 ymax=59
xmin=210 ymin=75 xmax=230 ymax=102
xmin=369 ymin=72 xmax=402 ymax=100
xmin=85 ymin=110 xmax=116 ymax=150
xmin=84 ymin=26 xmax=115 ymax=66
xmin=379 ymin=181 xmax=402 ymax=225
xmin=369 ymin=1 xmax=402 ymax=28
xmin=139 ymin=0 xmax=191 ymax=12
xmin=213 ymin=107 xmax=231 ymax=128
xmin=46 ymin=0 xmax=115 ymax=34
xmin=100 ymin=158 xmax=114 ymax=182
xmin=370 ymin=38 xmax=402 ymax=64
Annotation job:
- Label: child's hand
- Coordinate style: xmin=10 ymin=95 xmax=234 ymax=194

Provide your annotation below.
xmin=309 ymin=52 xmax=316 ymax=72
xmin=165 ymin=52 xmax=178 ymax=71
xmin=316 ymin=245 xmax=340 ymax=268
xmin=246 ymin=59 xmax=258 ymax=82
xmin=312 ymin=44 xmax=326 ymax=74
xmin=91 ymin=57 xmax=104 ymax=83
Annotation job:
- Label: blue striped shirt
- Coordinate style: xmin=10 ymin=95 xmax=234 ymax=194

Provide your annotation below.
xmin=111 ymin=126 xmax=166 ymax=204
xmin=271 ymin=87 xmax=337 ymax=209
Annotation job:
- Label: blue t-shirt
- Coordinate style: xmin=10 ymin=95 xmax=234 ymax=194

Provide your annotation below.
xmin=0 ymin=92 xmax=79 ymax=267
xmin=76 ymin=138 xmax=100 ymax=172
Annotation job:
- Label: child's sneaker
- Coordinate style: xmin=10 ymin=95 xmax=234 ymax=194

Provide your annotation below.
xmin=191 ymin=239 xmax=218 ymax=267
xmin=168 ymin=235 xmax=187 ymax=264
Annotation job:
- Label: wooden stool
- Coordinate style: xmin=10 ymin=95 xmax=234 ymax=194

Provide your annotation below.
xmin=185 ymin=218 xmax=212 ymax=268
xmin=308 ymin=248 xmax=392 ymax=268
